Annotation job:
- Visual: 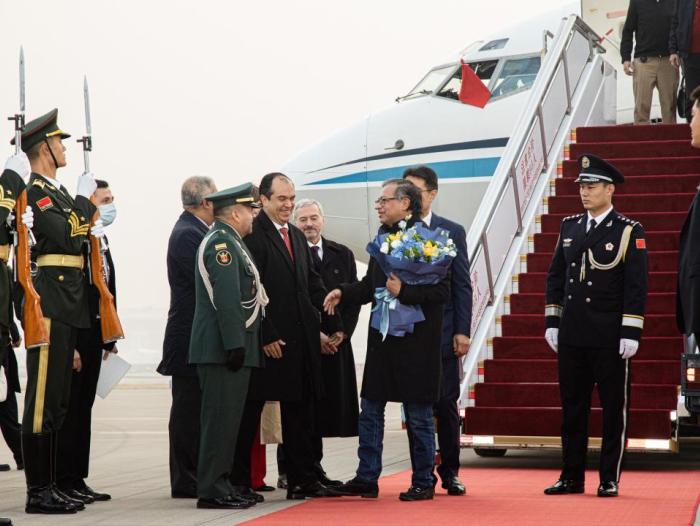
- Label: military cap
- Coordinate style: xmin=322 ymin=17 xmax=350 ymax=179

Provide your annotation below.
xmin=10 ymin=108 xmax=71 ymax=153
xmin=574 ymin=154 xmax=624 ymax=184
xmin=205 ymin=182 xmax=262 ymax=210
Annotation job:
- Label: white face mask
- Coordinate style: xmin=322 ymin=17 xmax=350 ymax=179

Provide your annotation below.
xmin=99 ymin=203 xmax=117 ymax=227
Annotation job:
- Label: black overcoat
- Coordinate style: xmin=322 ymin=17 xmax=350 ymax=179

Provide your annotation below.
xmin=677 ymin=187 xmax=700 ymax=337
xmin=158 ymin=211 xmax=209 ymax=377
xmin=340 ymin=221 xmax=450 ymax=403
xmin=244 ymin=211 xmax=340 ymax=402
xmin=316 ymin=237 xmax=360 ymax=437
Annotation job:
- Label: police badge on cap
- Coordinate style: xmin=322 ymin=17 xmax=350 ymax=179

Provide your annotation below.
xmin=574 ymin=154 xmax=624 ymax=184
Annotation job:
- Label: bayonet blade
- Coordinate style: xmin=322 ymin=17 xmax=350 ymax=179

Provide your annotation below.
xmin=19 ymin=46 xmax=25 ymax=113
xmin=83 ymin=75 xmax=92 ymax=136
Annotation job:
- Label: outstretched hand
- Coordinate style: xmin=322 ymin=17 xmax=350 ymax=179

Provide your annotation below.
xmin=323 ymin=289 xmax=342 ymax=315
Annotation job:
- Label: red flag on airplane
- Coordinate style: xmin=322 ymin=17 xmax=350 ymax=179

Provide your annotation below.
xmin=459 ymin=60 xmax=491 ymax=108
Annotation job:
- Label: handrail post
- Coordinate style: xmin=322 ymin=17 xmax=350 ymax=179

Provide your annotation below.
xmin=510 ymin=166 xmax=523 ymax=235
xmin=536 ymin=105 xmax=549 ymax=170
xmin=561 ymin=51 xmax=572 ymax=115
xmin=481 ymin=233 xmax=495 ymax=305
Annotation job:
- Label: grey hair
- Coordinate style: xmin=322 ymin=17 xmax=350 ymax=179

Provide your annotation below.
xmin=382 ymin=178 xmax=422 ymax=216
xmin=292 ymin=198 xmax=325 ymax=221
xmin=181 ymin=176 xmax=216 ymax=208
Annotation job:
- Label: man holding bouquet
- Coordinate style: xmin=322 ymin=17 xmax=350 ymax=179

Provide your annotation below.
xmin=324 ymin=179 xmax=451 ymax=502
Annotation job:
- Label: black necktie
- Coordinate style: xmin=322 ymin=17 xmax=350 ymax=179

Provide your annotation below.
xmin=587 ymin=218 xmax=597 ymax=235
xmin=310 ymin=245 xmax=322 ymax=271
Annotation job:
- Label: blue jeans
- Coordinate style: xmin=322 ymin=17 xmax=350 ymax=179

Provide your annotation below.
xmin=356 ymin=398 xmax=435 ymax=488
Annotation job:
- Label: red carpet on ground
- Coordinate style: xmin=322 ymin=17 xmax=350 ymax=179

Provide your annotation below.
xmin=239 ymin=468 xmax=700 ymax=526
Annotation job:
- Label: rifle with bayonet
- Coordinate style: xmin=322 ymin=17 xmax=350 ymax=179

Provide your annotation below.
xmin=78 ymin=76 xmax=124 ymax=344
xmin=8 ymin=47 xmax=49 ymax=349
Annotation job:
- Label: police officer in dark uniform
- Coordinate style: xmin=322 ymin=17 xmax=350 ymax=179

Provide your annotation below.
xmin=543 ymin=154 xmax=648 ymax=498
xmin=14 ymin=109 xmax=98 ymax=514
xmin=189 ymin=183 xmax=267 ymax=510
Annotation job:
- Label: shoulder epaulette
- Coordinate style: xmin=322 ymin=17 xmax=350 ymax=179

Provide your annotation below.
xmin=32 ymin=179 xmax=45 ymax=189
xmin=615 ymin=213 xmax=641 ymax=228
xmin=562 ymin=213 xmax=584 ymax=222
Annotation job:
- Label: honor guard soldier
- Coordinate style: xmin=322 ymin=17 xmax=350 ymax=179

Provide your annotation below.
xmin=543 ymin=154 xmax=648 ymax=498
xmin=189 ymin=183 xmax=268 ymax=510
xmin=13 ymin=109 xmax=100 ymax=514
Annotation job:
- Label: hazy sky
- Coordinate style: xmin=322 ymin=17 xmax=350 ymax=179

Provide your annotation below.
xmin=0 ymin=0 xmax=568 ymax=362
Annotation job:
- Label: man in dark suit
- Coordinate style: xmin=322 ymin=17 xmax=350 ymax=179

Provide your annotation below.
xmin=677 ymin=87 xmax=700 ymax=347
xmin=230 ymin=173 xmax=342 ymax=500
xmin=292 ymin=198 xmax=360 ymax=486
xmin=0 ymin=328 xmax=23 ymax=472
xmin=157 ymin=176 xmax=217 ymax=498
xmin=56 ymin=179 xmax=118 ymax=503
xmin=404 ymin=166 xmax=472 ymax=496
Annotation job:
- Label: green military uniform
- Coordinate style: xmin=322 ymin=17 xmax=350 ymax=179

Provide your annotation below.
xmin=12 ymin=109 xmax=96 ymax=514
xmin=189 ymin=184 xmax=266 ymax=502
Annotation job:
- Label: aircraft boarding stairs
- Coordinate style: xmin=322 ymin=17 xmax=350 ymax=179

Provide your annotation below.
xmin=457 ymin=15 xmax=691 ymax=455
xmin=463 ymin=124 xmax=692 ymax=454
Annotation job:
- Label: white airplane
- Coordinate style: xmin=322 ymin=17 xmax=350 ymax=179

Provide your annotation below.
xmin=282 ymin=0 xmax=636 ymax=258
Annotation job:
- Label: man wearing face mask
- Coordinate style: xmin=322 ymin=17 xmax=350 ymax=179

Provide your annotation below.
xmin=55 ymin=179 xmax=117 ymax=504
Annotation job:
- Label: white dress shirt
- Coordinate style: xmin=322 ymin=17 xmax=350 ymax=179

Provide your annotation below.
xmin=586 ymin=205 xmax=613 ymax=232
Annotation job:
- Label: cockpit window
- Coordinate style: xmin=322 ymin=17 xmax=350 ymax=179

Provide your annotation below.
xmin=479 ymin=38 xmax=509 ymax=52
xmin=436 ymin=60 xmax=498 ymax=101
xmin=491 ymin=56 xmax=541 ymax=99
xmin=405 ymin=65 xmax=456 ymax=99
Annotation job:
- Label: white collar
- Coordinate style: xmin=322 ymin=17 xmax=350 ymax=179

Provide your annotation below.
xmin=307 ymin=238 xmax=322 ymax=249
xmin=36 ymin=173 xmax=60 ymax=191
xmin=587 ymin=206 xmax=613 ymax=226
xmin=272 ymin=220 xmax=289 ymax=231
xmin=422 ymin=210 xmax=433 ymax=227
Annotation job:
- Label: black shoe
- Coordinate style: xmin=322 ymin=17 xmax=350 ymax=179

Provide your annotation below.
xmin=0 ymin=464 xmax=9 ymax=472
xmin=62 ymin=488 xmax=95 ymax=504
xmin=334 ymin=478 xmax=379 ymax=498
xmin=52 ymin=487 xmax=85 ymax=511
xmin=254 ymin=484 xmax=275 ymax=492
xmin=196 ymin=496 xmax=252 ymax=509
xmin=0 ymin=518 xmax=12 ymax=525
xmin=544 ymin=479 xmax=585 ymax=495
xmin=441 ymin=476 xmax=466 ymax=496
xmin=76 ymin=483 xmax=111 ymax=502
xmin=23 ymin=433 xmax=78 ymax=514
xmin=277 ymin=474 xmax=288 ymax=490
xmin=399 ymin=485 xmax=434 ymax=501
xmin=597 ymin=481 xmax=618 ymax=497
xmin=26 ymin=487 xmax=79 ymax=514
xmin=286 ymin=481 xmax=342 ymax=500
xmin=231 ymin=485 xmax=264 ymax=503
xmin=316 ymin=471 xmax=343 ymax=487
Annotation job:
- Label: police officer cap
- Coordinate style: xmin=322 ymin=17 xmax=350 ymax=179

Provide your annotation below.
xmin=574 ymin=154 xmax=624 ymax=184
xmin=10 ymin=108 xmax=71 ymax=153
xmin=205 ymin=183 xmax=262 ymax=211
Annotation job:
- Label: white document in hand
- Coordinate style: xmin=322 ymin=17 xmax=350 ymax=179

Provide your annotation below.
xmin=96 ymin=354 xmax=131 ymax=399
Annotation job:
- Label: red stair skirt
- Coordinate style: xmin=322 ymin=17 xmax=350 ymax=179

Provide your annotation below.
xmin=464 ymin=124 xmax=693 ymax=448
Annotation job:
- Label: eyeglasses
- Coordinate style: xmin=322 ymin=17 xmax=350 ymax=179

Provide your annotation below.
xmin=374 ymin=197 xmax=399 ymax=205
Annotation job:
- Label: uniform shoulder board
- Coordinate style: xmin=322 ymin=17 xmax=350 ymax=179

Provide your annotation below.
xmin=562 ymin=213 xmax=584 ymax=222
xmin=615 ymin=213 xmax=641 ymax=228
xmin=32 ymin=179 xmax=46 ymax=189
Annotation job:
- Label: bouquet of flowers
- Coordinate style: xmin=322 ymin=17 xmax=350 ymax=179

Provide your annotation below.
xmin=367 ymin=219 xmax=457 ymax=340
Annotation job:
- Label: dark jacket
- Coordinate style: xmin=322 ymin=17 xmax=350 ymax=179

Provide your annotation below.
xmin=545 ymin=210 xmax=648 ymax=348
xmin=340 ymin=219 xmax=450 ymax=403
xmin=677 ymin=186 xmax=700 ymax=336
xmin=315 ymin=237 xmax=360 ymax=437
xmin=669 ymin=0 xmax=694 ymax=57
xmin=426 ymin=213 xmax=473 ymax=359
xmin=158 ymin=211 xmax=209 ymax=377
xmin=244 ymin=210 xmax=340 ymax=402
xmin=620 ymin=0 xmax=676 ymax=62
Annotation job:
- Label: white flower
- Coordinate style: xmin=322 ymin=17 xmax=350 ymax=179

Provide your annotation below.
xmin=446 ymin=238 xmax=454 ymax=246
xmin=380 ymin=242 xmax=389 ymax=254
xmin=398 ymin=220 xmax=407 ymax=229
xmin=391 ymin=239 xmax=402 ymax=249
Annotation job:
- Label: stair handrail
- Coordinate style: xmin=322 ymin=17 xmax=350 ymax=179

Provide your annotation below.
xmin=462 ymin=14 xmax=606 ymax=399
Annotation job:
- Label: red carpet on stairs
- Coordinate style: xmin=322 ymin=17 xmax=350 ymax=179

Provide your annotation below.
xmin=239 ymin=468 xmax=700 ymax=526
xmin=464 ymin=123 xmax=694 ymax=450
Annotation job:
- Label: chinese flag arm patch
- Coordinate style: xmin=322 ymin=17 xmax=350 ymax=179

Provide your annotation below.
xmin=635 ymin=238 xmax=646 ymax=249
xmin=36 ymin=196 xmax=53 ymax=211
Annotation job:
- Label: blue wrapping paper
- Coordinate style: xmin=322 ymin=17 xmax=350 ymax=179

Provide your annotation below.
xmin=370 ymin=287 xmax=425 ymax=340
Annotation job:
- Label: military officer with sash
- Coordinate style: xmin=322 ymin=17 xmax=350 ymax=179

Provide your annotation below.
xmin=12 ymin=109 xmax=99 ymax=514
xmin=543 ymin=154 xmax=648 ymax=498
xmin=189 ymin=183 xmax=268 ymax=510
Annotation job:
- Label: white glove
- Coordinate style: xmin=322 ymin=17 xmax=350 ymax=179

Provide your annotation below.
xmin=4 ymin=152 xmax=30 ymax=179
xmin=545 ymin=328 xmax=559 ymax=353
xmin=76 ymin=172 xmax=97 ymax=198
xmin=619 ymin=338 xmax=639 ymax=360
xmin=90 ymin=218 xmax=105 ymax=239
xmin=21 ymin=205 xmax=33 ymax=230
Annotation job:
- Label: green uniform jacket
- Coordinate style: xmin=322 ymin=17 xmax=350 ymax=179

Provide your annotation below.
xmin=0 ymin=169 xmax=25 ymax=338
xmin=27 ymin=173 xmax=96 ymax=329
xmin=189 ymin=220 xmax=263 ymax=367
